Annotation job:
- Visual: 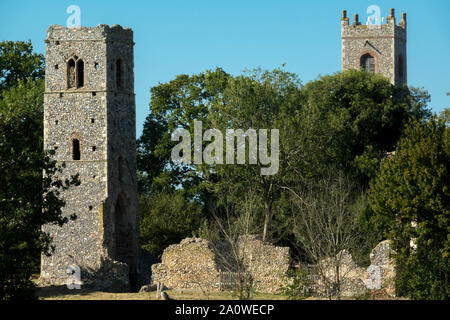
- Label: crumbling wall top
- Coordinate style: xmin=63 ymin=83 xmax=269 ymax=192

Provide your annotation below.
xmin=46 ymin=24 xmax=133 ymax=43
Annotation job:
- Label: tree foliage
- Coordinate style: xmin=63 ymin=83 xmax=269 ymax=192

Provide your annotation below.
xmin=139 ymin=191 xmax=203 ymax=258
xmin=0 ymin=41 xmax=44 ymax=91
xmin=0 ymin=41 xmax=79 ymax=300
xmin=301 ymin=70 xmax=431 ymax=185
xmin=138 ymin=67 xmax=431 ymax=264
xmin=209 ymin=67 xmax=304 ymax=242
xmin=369 ymin=113 xmax=449 ymax=299
xmin=291 ymin=171 xmax=366 ymax=299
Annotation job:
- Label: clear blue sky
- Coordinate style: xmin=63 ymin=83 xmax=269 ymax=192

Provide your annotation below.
xmin=1 ymin=0 xmax=449 ymax=137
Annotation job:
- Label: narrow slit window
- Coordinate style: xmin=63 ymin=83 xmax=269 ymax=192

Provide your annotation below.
xmin=76 ymin=59 xmax=84 ymax=88
xmin=72 ymin=139 xmax=81 ymax=160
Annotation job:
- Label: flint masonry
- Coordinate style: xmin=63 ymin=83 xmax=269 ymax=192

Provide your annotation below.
xmin=38 ymin=8 xmax=408 ymax=292
xmin=40 ymin=24 xmax=141 ymax=291
xmin=341 ymin=8 xmax=407 ymax=86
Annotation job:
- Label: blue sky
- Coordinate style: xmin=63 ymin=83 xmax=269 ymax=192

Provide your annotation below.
xmin=1 ymin=0 xmax=449 ymax=137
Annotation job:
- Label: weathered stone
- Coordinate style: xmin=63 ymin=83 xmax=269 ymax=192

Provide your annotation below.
xmin=151 ymin=236 xmax=290 ymax=294
xmin=317 ymin=250 xmax=366 ymax=297
xmin=341 ymin=8 xmax=407 ymax=86
xmin=40 ymin=24 xmax=142 ymax=291
xmin=151 ymin=238 xmax=221 ymax=291
xmin=237 ymin=235 xmax=290 ymax=293
xmin=366 ymin=240 xmax=396 ymax=297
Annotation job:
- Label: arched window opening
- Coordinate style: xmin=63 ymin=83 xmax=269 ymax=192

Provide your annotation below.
xmin=76 ymin=59 xmax=84 ymax=88
xmin=67 ymin=59 xmax=76 ymax=89
xmin=398 ymin=55 xmax=404 ymax=79
xmin=72 ymin=139 xmax=80 ymax=160
xmin=116 ymin=59 xmax=123 ymax=89
xmin=67 ymin=56 xmax=85 ymax=89
xmin=360 ymin=53 xmax=375 ymax=73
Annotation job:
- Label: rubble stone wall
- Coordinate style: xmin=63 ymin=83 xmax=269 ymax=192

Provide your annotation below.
xmin=151 ymin=236 xmax=290 ymax=294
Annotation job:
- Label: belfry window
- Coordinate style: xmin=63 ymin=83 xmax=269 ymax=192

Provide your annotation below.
xmin=76 ymin=59 xmax=84 ymax=87
xmin=72 ymin=139 xmax=81 ymax=160
xmin=67 ymin=56 xmax=85 ymax=89
xmin=67 ymin=59 xmax=76 ymax=88
xmin=360 ymin=53 xmax=375 ymax=73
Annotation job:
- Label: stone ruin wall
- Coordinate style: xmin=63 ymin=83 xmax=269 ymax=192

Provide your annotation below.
xmin=151 ymin=237 xmax=396 ymax=297
xmin=151 ymin=236 xmax=290 ymax=294
xmin=238 ymin=236 xmax=290 ymax=293
xmin=312 ymin=240 xmax=396 ymax=297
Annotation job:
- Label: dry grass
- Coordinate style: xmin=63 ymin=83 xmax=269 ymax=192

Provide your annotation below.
xmin=32 ymin=274 xmax=287 ymax=300
xmin=36 ymin=286 xmax=290 ymax=300
xmin=32 ymin=275 xmax=405 ymax=300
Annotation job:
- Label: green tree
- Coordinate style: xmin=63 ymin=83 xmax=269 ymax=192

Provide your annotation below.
xmin=0 ymin=41 xmax=44 ymax=91
xmin=137 ymin=68 xmax=229 ymax=200
xmin=138 ymin=67 xmax=431 ymax=259
xmin=137 ymin=69 xmax=230 ymax=256
xmin=211 ymin=68 xmax=430 ymax=245
xmin=209 ymin=67 xmax=304 ymax=242
xmin=301 ymin=70 xmax=431 ymax=185
xmin=290 ymin=171 xmax=366 ymax=299
xmin=0 ymin=41 xmax=79 ymax=300
xmin=139 ymin=191 xmax=204 ymax=258
xmin=0 ymin=79 xmax=79 ymax=299
xmin=369 ymin=113 xmax=449 ymax=299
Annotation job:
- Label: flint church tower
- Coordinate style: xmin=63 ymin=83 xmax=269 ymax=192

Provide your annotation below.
xmin=40 ymin=24 xmax=140 ymax=291
xmin=341 ymin=8 xmax=407 ymax=86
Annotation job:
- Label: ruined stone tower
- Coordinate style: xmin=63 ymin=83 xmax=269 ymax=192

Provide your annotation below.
xmin=40 ymin=24 xmax=140 ymax=291
xmin=341 ymin=8 xmax=407 ymax=86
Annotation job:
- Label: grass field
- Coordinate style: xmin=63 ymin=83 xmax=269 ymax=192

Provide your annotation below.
xmin=33 ymin=275 xmax=404 ymax=300
xmin=32 ymin=274 xmax=291 ymax=300
xmin=35 ymin=286 xmax=290 ymax=300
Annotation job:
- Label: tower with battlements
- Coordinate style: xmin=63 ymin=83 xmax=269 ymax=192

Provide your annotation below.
xmin=40 ymin=24 xmax=141 ymax=291
xmin=341 ymin=8 xmax=407 ymax=86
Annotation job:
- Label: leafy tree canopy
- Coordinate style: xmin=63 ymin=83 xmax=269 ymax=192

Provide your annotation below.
xmin=138 ymin=67 xmax=431 ymax=251
xmin=0 ymin=41 xmax=79 ymax=300
xmin=369 ymin=112 xmax=449 ymax=299
xmin=0 ymin=40 xmax=44 ymax=91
